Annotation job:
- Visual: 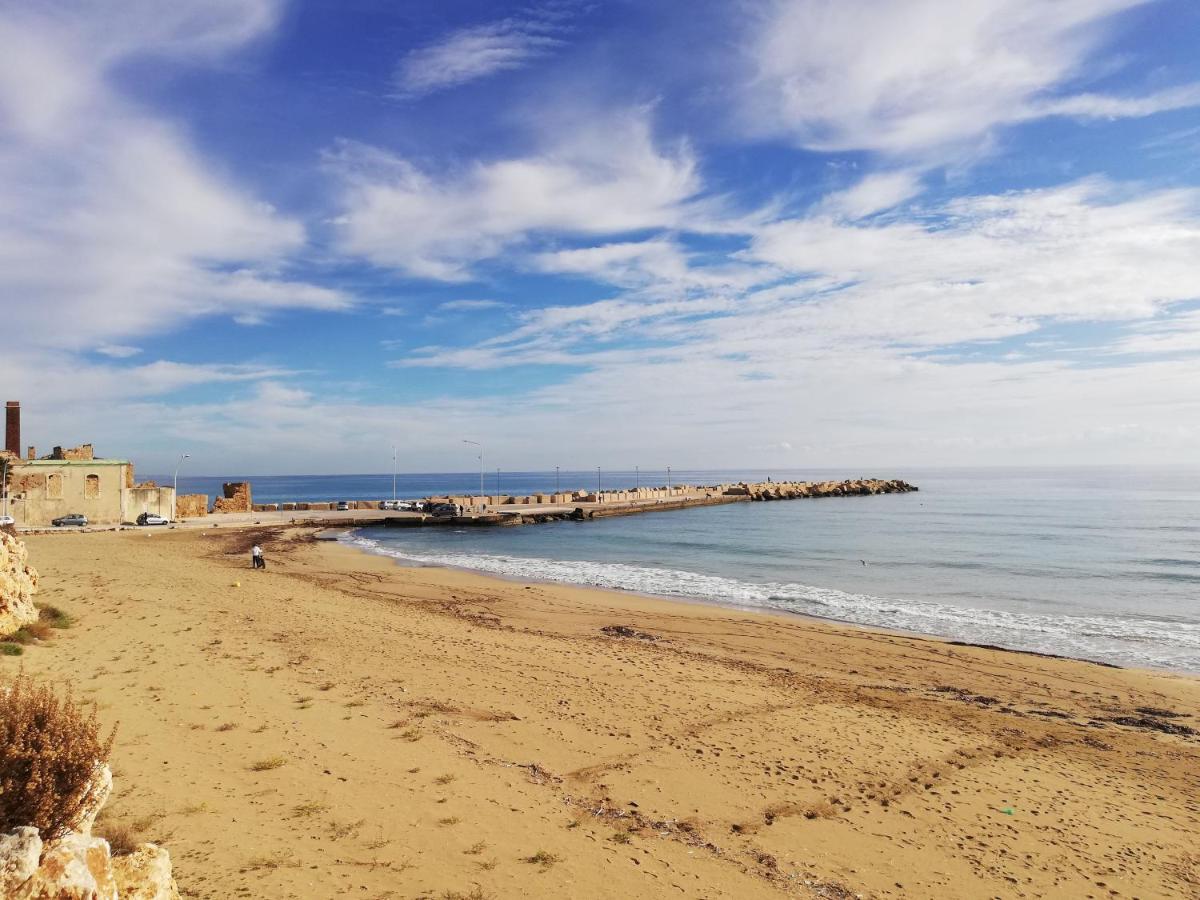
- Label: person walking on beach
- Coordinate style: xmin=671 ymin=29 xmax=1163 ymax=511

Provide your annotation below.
xmin=251 ymin=544 xmax=265 ymax=570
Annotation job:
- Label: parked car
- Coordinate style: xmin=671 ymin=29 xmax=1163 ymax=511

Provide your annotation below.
xmin=52 ymin=513 xmax=88 ymax=527
xmin=396 ymin=501 xmax=419 ymax=511
xmin=0 ymin=514 xmax=15 ymax=527
xmin=136 ymin=512 xmax=170 ymax=526
xmin=380 ymin=500 xmax=398 ymax=510
xmin=430 ymin=503 xmax=459 ymax=518
xmin=335 ymin=501 xmax=350 ymax=511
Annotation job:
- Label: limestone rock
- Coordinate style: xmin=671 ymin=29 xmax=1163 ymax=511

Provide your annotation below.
xmin=0 ymin=828 xmax=43 ymax=895
xmin=11 ymin=832 xmax=117 ymax=900
xmin=74 ymin=765 xmax=113 ymax=837
xmin=0 ymin=530 xmax=39 ymax=638
xmin=112 ymin=844 xmax=181 ymax=900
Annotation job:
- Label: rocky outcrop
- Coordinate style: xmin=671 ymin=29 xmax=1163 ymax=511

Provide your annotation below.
xmin=0 ymin=765 xmax=180 ymax=900
xmin=111 ymin=845 xmax=178 ymax=900
xmin=0 ymin=530 xmax=39 ymax=638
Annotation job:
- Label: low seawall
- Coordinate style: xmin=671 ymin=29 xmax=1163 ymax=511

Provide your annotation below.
xmin=283 ymin=478 xmax=919 ymax=530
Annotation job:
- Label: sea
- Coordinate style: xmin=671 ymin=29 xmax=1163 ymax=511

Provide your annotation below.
xmin=161 ymin=467 xmax=1200 ymax=673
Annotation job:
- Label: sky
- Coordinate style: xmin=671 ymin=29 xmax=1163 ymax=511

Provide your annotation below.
xmin=2 ymin=0 xmax=1199 ymax=475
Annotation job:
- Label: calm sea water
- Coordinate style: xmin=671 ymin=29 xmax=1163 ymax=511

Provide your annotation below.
xmin=162 ymin=468 xmax=1200 ymax=672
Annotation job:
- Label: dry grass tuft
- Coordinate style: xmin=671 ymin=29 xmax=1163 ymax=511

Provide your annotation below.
xmin=37 ymin=605 xmax=74 ymax=629
xmin=250 ymin=755 xmax=286 ymax=771
xmin=438 ymin=816 xmax=461 ymax=826
xmin=464 ymin=841 xmax=487 ymax=855
xmin=292 ymin=801 xmax=330 ymax=818
xmin=434 ymin=773 xmax=457 ymax=785
xmin=523 ymin=849 xmax=561 ymax=868
xmin=0 ymin=673 xmax=116 ymax=839
xmin=215 ymin=722 xmax=238 ymax=732
xmin=440 ymin=888 xmax=490 ymax=900
xmin=0 ymin=643 xmax=22 ymax=656
xmin=94 ymin=819 xmax=143 ymax=856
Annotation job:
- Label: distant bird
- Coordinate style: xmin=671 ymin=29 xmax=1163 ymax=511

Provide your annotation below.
xmin=860 ymin=559 xmax=867 ymax=566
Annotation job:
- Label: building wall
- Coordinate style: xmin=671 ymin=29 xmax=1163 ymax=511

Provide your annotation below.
xmin=6 ymin=462 xmax=129 ymax=525
xmin=126 ymin=486 xmax=176 ymax=520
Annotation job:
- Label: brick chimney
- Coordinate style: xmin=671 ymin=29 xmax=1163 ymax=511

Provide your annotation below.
xmin=4 ymin=402 xmax=18 ymax=456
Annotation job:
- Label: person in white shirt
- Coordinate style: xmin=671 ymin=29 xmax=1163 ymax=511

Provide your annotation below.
xmin=251 ymin=544 xmax=265 ymax=569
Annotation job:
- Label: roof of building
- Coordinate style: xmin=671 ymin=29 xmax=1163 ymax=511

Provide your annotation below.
xmin=17 ymin=458 xmax=131 ymax=466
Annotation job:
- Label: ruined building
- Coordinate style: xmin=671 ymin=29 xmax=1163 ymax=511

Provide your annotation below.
xmin=0 ymin=402 xmax=175 ymax=526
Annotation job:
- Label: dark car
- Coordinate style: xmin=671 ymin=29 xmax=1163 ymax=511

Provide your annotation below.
xmin=52 ymin=513 xmax=88 ymax=527
xmin=430 ymin=503 xmax=459 ymax=518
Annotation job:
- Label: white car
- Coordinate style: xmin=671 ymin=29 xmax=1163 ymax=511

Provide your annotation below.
xmin=0 ymin=514 xmax=15 ymax=527
xmin=137 ymin=512 xmax=170 ymax=526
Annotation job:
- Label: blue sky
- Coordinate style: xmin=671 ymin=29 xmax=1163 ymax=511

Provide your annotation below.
xmin=2 ymin=0 xmax=1199 ymax=474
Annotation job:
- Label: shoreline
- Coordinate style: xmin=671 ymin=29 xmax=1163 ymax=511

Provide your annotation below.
xmin=8 ymin=526 xmax=1200 ymax=899
xmin=342 ymin=528 xmax=1198 ymax=678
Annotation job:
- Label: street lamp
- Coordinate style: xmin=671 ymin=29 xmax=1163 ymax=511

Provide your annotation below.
xmin=173 ymin=453 xmax=190 ymax=520
xmin=555 ymin=466 xmax=559 ymax=494
xmin=391 ymin=445 xmax=398 ymax=502
xmin=635 ymin=465 xmax=639 ymax=491
xmin=596 ymin=466 xmax=601 ymax=498
xmin=462 ymin=440 xmax=483 ymax=499
xmin=667 ymin=465 xmax=672 ymax=494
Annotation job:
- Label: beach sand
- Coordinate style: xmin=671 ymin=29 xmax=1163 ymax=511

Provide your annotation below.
xmin=7 ymin=526 xmax=1199 ymax=899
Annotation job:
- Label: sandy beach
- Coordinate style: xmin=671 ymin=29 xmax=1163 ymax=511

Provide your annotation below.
xmin=6 ymin=525 xmax=1199 ymax=899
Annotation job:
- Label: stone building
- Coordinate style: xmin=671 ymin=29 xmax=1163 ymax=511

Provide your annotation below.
xmin=0 ymin=402 xmax=177 ymax=526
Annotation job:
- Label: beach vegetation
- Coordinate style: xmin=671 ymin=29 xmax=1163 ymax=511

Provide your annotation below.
xmin=328 ymin=818 xmax=365 ymax=839
xmin=610 ymin=830 xmax=632 ymax=844
xmin=440 ymin=888 xmax=490 ymax=900
xmin=523 ymin=849 xmax=561 ymax=868
xmin=292 ymin=801 xmax=329 ymax=817
xmin=9 ymin=621 xmax=54 ymax=643
xmin=434 ymin=773 xmax=457 ymax=785
xmin=438 ymin=816 xmax=461 ymax=826
xmin=37 ymin=604 xmax=74 ymax=629
xmin=94 ymin=818 xmax=144 ymax=856
xmin=464 ymin=840 xmax=487 ymax=855
xmin=0 ymin=673 xmax=116 ymax=839
xmin=250 ymin=755 xmax=286 ymax=771
xmin=0 ymin=642 xmax=22 ymax=655
xmin=215 ymin=721 xmax=237 ymax=732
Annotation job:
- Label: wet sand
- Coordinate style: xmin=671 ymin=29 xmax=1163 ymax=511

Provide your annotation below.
xmin=8 ymin=526 xmax=1200 ymax=899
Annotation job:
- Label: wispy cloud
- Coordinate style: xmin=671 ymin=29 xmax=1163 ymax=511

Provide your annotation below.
xmin=95 ymin=344 xmax=143 ymax=359
xmin=394 ymin=10 xmax=568 ymax=98
xmin=438 ymin=299 xmax=509 ymax=312
xmin=737 ymin=0 xmax=1198 ymax=160
xmin=0 ymin=1 xmax=349 ymax=352
xmin=329 ymin=110 xmax=701 ymax=279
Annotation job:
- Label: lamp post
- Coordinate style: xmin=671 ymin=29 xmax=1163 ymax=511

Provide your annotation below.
xmin=555 ymin=466 xmax=559 ymax=494
xmin=496 ymin=467 xmax=500 ymax=499
xmin=596 ymin=466 xmax=601 ymax=499
xmin=635 ymin=465 xmax=639 ymax=491
xmin=667 ymin=465 xmax=672 ymax=494
xmin=463 ymin=440 xmax=483 ymax=499
xmin=392 ymin=445 xmax=398 ymax=502
xmin=172 ymin=453 xmax=190 ymax=521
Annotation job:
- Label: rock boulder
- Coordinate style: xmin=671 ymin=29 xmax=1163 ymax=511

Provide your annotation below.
xmin=0 ymin=530 xmax=39 ymax=638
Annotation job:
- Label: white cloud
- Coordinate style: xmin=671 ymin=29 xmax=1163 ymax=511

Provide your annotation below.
xmin=0 ymin=0 xmax=348 ymax=352
xmin=438 ymin=299 xmax=509 ymax=312
xmin=738 ymin=0 xmax=1196 ymax=159
xmin=394 ymin=14 xmax=564 ymax=98
xmin=817 ymin=171 xmax=924 ymax=220
xmin=329 ymin=111 xmax=701 ymax=279
xmin=95 ymin=344 xmax=143 ymax=359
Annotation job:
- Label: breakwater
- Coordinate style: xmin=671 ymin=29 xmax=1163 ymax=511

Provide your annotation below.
xmin=287 ymin=478 xmax=918 ymax=529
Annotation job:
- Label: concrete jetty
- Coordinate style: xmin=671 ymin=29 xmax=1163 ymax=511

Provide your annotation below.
xmin=278 ymin=478 xmax=918 ymax=529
